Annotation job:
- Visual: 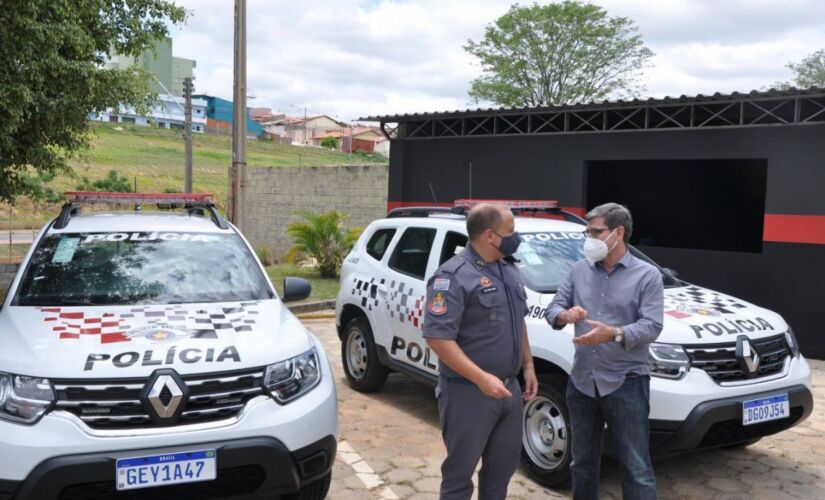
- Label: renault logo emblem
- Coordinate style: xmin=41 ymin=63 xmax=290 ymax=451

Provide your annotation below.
xmin=141 ymin=370 xmax=189 ymax=424
xmin=148 ymin=375 xmax=183 ymax=418
xmin=736 ymin=335 xmax=761 ymax=378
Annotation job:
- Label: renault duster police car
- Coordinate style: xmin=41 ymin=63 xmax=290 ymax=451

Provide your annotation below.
xmin=335 ymin=199 xmax=813 ymax=488
xmin=0 ymin=193 xmax=337 ymax=500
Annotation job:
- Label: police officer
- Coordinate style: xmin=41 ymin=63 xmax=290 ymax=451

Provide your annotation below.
xmin=423 ymin=203 xmax=538 ymax=500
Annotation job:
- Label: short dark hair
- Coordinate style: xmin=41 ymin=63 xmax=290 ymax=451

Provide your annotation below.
xmin=585 ymin=203 xmax=633 ymax=243
xmin=466 ymin=204 xmax=503 ymax=239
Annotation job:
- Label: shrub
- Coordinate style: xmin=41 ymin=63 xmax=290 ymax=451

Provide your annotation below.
xmin=255 ymin=245 xmax=275 ymax=266
xmin=285 ymin=210 xmax=362 ymax=278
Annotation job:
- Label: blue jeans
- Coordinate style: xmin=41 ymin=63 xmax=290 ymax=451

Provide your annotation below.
xmin=566 ymin=375 xmax=657 ymax=500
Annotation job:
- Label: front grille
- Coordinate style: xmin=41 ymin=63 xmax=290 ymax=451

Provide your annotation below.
xmin=685 ymin=334 xmax=790 ymax=383
xmin=699 ymin=407 xmax=804 ymax=449
xmin=57 ymin=464 xmax=265 ymax=500
xmin=53 ymin=368 xmax=265 ymax=430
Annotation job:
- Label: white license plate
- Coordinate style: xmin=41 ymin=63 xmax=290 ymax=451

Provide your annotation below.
xmin=742 ymin=394 xmax=789 ymax=426
xmin=116 ymin=449 xmax=216 ymax=491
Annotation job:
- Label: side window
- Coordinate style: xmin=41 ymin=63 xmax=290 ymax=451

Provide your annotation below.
xmin=440 ymin=231 xmax=468 ymax=265
xmin=366 ymin=228 xmax=396 ymax=261
xmin=388 ymin=227 xmax=437 ymax=279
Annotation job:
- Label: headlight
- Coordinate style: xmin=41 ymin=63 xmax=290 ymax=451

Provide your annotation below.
xmin=0 ymin=373 xmax=54 ymax=424
xmin=648 ymin=343 xmax=690 ymax=380
xmin=263 ymin=348 xmax=322 ymax=404
xmin=785 ymin=328 xmax=800 ymax=358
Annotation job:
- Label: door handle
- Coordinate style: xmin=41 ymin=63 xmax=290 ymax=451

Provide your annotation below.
xmin=377 ymin=284 xmax=388 ymax=294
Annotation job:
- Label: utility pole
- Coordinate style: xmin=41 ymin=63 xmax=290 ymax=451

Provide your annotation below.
xmin=231 ymin=0 xmax=247 ymax=229
xmin=183 ymin=77 xmax=193 ymax=193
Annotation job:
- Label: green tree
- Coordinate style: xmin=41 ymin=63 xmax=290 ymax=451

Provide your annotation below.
xmin=774 ymin=49 xmax=825 ymax=89
xmin=18 ymin=171 xmax=64 ymax=204
xmin=0 ymin=0 xmax=186 ymax=203
xmin=465 ymin=1 xmax=653 ymax=107
xmin=285 ymin=211 xmax=362 ymax=278
xmin=320 ymin=137 xmax=339 ymax=150
xmin=76 ymin=170 xmax=133 ymax=193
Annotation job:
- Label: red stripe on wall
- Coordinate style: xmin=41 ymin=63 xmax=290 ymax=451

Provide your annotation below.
xmin=763 ymin=214 xmax=825 ymax=245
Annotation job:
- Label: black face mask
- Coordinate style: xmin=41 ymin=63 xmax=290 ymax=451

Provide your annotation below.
xmin=493 ymin=231 xmax=522 ymax=257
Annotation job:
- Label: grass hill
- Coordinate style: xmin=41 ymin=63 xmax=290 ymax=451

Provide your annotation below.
xmin=1 ymin=122 xmax=385 ymax=228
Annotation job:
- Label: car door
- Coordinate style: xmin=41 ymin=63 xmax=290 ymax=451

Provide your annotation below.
xmin=383 ymin=225 xmax=441 ymax=374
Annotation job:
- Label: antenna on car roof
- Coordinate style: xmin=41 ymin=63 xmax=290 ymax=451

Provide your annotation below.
xmin=428 ymin=181 xmax=439 ymax=205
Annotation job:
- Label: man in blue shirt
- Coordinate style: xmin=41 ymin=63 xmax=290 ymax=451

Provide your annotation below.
xmin=545 ymin=203 xmax=664 ymax=500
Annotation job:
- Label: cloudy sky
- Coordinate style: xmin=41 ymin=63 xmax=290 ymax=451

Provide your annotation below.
xmin=169 ymin=0 xmax=825 ymax=122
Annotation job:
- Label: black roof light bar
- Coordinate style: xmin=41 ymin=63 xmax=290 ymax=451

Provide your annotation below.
xmin=53 ymin=192 xmax=230 ymax=230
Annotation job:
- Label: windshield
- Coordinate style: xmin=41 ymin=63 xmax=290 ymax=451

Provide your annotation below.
xmin=514 ymin=231 xmax=682 ymax=293
xmin=14 ymin=232 xmax=273 ymax=306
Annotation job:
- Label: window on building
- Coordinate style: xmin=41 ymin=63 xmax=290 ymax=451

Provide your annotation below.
xmin=109 ymin=115 xmax=118 ymax=123
xmin=170 ymin=123 xmax=183 ymax=130
xmin=389 ymin=227 xmax=436 ymax=279
xmin=121 ymin=117 xmax=136 ymax=124
xmin=366 ymin=229 xmax=396 ymax=261
xmin=586 ymin=159 xmax=768 ymax=253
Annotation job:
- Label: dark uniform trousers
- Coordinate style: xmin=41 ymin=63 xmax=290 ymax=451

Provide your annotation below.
xmin=437 ymin=376 xmax=523 ymax=500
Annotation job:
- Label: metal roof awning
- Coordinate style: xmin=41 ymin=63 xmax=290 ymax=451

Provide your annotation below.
xmin=360 ymin=87 xmax=825 ymax=140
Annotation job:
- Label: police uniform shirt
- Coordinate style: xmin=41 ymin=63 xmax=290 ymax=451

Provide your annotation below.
xmin=422 ymin=244 xmax=530 ymax=380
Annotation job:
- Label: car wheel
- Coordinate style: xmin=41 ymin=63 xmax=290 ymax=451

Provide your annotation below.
xmin=282 ymin=471 xmax=331 ymax=500
xmin=341 ymin=316 xmax=389 ymax=392
xmin=522 ymin=374 xmax=573 ymax=489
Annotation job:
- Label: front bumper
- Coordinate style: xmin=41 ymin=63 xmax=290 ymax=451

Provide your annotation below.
xmin=0 ymin=435 xmax=336 ymax=500
xmin=648 ymin=384 xmax=813 ymax=457
xmin=0 ymin=339 xmax=338 ymax=498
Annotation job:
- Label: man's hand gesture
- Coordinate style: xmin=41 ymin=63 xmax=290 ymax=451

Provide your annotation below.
xmin=572 ymin=320 xmax=617 ymax=346
xmin=558 ymin=306 xmax=588 ymax=326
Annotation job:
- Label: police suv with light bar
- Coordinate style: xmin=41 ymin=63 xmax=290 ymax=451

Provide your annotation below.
xmin=335 ymin=199 xmax=813 ymax=488
xmin=0 ymin=193 xmax=337 ymax=500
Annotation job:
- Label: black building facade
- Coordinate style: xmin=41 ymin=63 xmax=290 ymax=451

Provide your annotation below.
xmin=365 ymin=88 xmax=825 ymax=359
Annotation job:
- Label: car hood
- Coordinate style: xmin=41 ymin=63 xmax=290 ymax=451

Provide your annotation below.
xmin=0 ymin=300 xmax=312 ymax=378
xmin=658 ymin=285 xmax=787 ymax=344
xmin=534 ymin=284 xmax=787 ymax=345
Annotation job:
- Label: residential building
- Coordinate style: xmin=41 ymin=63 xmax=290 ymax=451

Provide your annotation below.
xmin=91 ymin=94 xmax=207 ymax=132
xmin=194 ymin=95 xmax=265 ymax=138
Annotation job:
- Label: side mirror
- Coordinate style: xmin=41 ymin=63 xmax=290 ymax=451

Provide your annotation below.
xmin=282 ymin=277 xmax=311 ymax=303
xmin=662 ymin=267 xmax=681 ymax=281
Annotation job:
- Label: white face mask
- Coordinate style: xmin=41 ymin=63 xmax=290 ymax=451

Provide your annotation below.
xmin=583 ymin=229 xmax=618 ymax=263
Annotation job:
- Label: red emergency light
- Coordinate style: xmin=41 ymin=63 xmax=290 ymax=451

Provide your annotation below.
xmin=64 ymin=192 xmax=214 ymax=205
xmin=454 ymin=199 xmax=560 ymax=210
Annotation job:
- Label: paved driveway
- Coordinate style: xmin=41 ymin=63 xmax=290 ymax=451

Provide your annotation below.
xmin=301 ymin=317 xmax=825 ymax=499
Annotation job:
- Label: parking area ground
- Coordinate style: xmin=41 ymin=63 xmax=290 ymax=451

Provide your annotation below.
xmin=301 ymin=317 xmax=825 ymax=500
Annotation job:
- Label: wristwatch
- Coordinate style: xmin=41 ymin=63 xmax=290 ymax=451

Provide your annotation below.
xmin=614 ymin=327 xmax=624 ymax=344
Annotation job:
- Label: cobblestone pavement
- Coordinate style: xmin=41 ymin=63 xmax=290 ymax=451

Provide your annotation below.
xmin=302 ymin=317 xmax=825 ymax=499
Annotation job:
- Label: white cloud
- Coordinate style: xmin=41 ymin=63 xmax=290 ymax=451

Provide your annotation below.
xmin=168 ymin=0 xmax=825 ymax=121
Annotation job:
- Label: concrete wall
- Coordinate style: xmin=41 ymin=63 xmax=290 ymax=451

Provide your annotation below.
xmin=244 ymin=164 xmax=389 ymax=259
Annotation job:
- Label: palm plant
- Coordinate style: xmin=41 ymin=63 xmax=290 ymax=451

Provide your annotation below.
xmin=285 ymin=211 xmax=362 ymax=278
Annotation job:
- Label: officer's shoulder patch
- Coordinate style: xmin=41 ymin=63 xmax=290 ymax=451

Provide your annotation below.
xmin=433 ymin=278 xmax=450 ymax=291
xmin=428 ymin=291 xmax=448 ymax=315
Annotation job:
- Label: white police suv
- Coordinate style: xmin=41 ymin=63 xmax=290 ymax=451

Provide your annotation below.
xmin=335 ymin=199 xmax=813 ymax=488
xmin=0 ymin=193 xmax=337 ymax=500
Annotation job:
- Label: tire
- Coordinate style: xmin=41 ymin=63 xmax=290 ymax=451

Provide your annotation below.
xmin=521 ymin=374 xmax=573 ymax=489
xmin=282 ymin=471 xmax=332 ymax=500
xmin=341 ymin=316 xmax=389 ymax=392
xmin=723 ymin=437 xmax=761 ymax=449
